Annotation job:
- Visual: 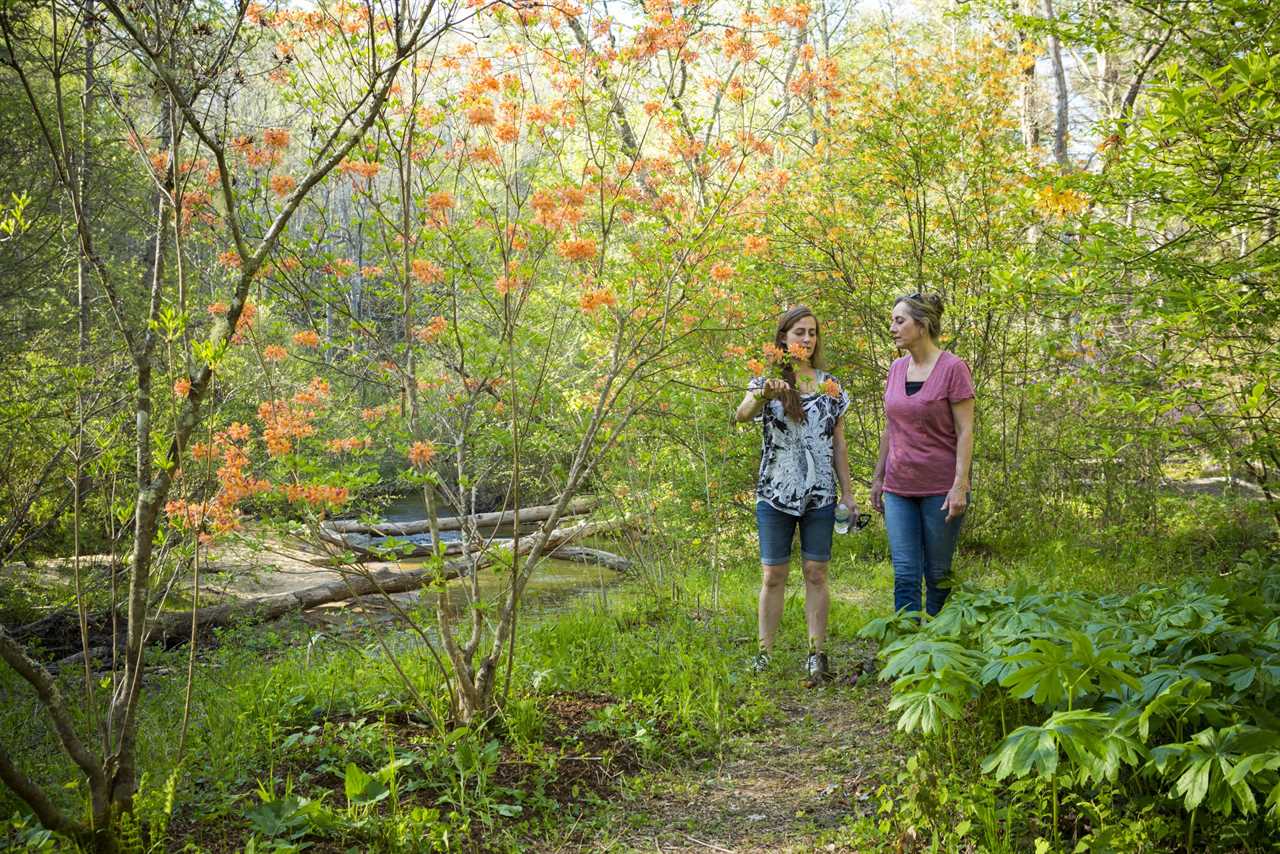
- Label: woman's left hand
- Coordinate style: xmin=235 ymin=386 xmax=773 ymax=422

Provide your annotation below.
xmin=941 ymin=487 xmax=967 ymax=522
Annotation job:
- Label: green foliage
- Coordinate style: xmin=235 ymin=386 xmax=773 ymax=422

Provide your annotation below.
xmin=867 ymin=551 xmax=1280 ymax=848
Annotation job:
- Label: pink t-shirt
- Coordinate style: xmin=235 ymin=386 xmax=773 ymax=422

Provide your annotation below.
xmin=883 ymin=351 xmax=974 ymax=496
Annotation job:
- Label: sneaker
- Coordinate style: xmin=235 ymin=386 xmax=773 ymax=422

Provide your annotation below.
xmin=750 ymin=650 xmax=770 ymax=674
xmin=805 ymin=651 xmax=831 ymax=686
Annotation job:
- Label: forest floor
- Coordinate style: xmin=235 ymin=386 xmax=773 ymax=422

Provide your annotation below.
xmin=566 ymin=636 xmax=902 ymax=853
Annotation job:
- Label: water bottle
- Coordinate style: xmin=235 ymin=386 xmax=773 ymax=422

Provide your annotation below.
xmin=834 ymin=503 xmax=851 ymax=535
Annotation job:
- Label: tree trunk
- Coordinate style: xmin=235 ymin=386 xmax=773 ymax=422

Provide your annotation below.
xmin=1041 ymin=0 xmax=1071 ymax=171
xmin=107 ymin=96 xmax=172 ymax=813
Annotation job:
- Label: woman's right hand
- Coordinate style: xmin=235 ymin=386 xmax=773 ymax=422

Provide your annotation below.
xmin=760 ymin=378 xmax=789 ymax=400
xmin=870 ymin=476 xmax=885 ymax=514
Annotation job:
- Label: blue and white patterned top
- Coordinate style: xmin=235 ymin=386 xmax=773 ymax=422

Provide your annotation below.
xmin=748 ymin=370 xmax=850 ymax=516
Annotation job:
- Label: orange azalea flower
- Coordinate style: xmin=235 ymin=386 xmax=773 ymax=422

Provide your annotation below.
xmin=262 ymin=128 xmax=290 ymax=148
xmin=470 ymin=144 xmax=501 ymax=166
xmin=494 ymin=121 xmax=519 ymax=143
xmin=411 ymin=259 xmax=445 ymax=284
xmin=232 ymin=301 xmax=257 ymax=342
xmin=173 ymin=377 xmax=192 ymax=398
xmin=413 ymin=315 xmax=448 ymax=343
xmin=292 ymin=329 xmax=322 ymax=348
xmin=746 ymin=358 xmax=766 ymax=376
xmin=224 ymin=422 xmax=252 ymax=442
xmin=530 ymin=189 xmax=556 ymax=213
xmin=743 ymin=235 xmax=769 ymax=255
xmin=360 ymin=406 xmax=386 ymax=423
xmin=208 ymin=302 xmax=229 ymax=315
xmin=787 ymin=341 xmax=809 ymax=360
xmin=301 ymin=376 xmax=330 ymax=400
xmin=218 ymin=250 xmax=241 ymax=269
xmin=338 ymin=159 xmax=381 ymax=180
xmin=408 ymin=440 xmax=437 ymax=468
xmin=762 ymin=342 xmax=784 ymax=363
xmin=325 ymin=437 xmax=368 ymax=454
xmin=709 ymin=262 xmax=734 ymax=283
xmin=466 ymin=101 xmax=496 ymax=126
xmin=557 ymin=238 xmax=597 ymax=262
xmin=269 ymin=174 xmax=296 ymax=197
xmin=427 ymin=190 xmax=456 ymax=213
xmin=281 ymin=483 xmax=349 ymax=508
xmin=579 ymin=287 xmax=617 ymax=312
xmin=494 ymin=273 xmax=522 ymax=295
xmin=263 ymin=345 xmax=288 ymax=362
xmin=822 ymin=377 xmax=841 ymax=399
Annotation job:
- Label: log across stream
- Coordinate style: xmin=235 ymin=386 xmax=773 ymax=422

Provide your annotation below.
xmin=13 ymin=506 xmax=633 ymax=665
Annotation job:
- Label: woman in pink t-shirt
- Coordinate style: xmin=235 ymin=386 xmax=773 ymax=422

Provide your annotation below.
xmin=870 ymin=293 xmax=975 ymax=617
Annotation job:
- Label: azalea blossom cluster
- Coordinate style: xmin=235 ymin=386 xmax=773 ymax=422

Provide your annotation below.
xmin=280 ymin=483 xmax=350 ymax=507
xmin=532 ymin=185 xmax=589 ymax=232
xmin=413 ymin=315 xmax=448 ymax=344
xmin=579 ymin=285 xmax=617 ymax=312
xmin=257 ymin=379 xmax=327 ymax=457
xmin=325 ymin=436 xmax=372 ymax=454
xmin=408 ymin=440 xmax=437 ymax=469
xmin=166 ymin=422 xmax=271 ymax=540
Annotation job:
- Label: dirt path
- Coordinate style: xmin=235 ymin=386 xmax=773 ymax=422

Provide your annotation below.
xmin=577 ymin=638 xmax=904 ymax=853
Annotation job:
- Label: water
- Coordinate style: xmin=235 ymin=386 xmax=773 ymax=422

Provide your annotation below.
xmin=381 ymin=492 xmax=432 ymax=523
xmin=314 ymin=495 xmax=623 ymax=632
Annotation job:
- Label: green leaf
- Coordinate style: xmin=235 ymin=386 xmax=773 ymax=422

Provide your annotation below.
xmin=344 ymin=762 xmax=389 ymax=806
xmin=982 ymin=725 xmax=1059 ymax=781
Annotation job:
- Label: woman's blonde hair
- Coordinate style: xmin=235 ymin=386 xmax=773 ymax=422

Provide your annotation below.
xmin=894 ymin=292 xmax=945 ymax=342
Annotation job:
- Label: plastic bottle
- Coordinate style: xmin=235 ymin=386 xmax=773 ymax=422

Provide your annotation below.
xmin=834 ymin=503 xmax=851 ymax=535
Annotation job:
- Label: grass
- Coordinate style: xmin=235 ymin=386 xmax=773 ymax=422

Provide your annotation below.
xmin=0 ymin=492 xmax=1275 ymax=851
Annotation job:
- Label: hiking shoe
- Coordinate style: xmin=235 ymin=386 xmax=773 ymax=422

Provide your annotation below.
xmin=750 ymin=650 xmax=770 ymax=675
xmin=805 ymin=651 xmax=831 ymax=686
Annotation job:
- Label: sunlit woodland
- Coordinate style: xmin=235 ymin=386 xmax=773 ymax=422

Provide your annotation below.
xmin=0 ymin=0 xmax=1277 ymax=850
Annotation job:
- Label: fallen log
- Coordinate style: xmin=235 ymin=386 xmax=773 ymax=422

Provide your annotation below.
xmin=547 ymin=546 xmax=633 ymax=573
xmin=144 ymin=515 xmax=630 ymax=643
xmin=314 ymin=525 xmax=470 ymax=560
xmin=321 ymin=496 xmax=598 ymax=536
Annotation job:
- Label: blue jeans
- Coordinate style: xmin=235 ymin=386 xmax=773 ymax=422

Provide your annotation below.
xmin=883 ymin=492 xmax=964 ymax=616
xmin=756 ymin=501 xmax=835 ymax=564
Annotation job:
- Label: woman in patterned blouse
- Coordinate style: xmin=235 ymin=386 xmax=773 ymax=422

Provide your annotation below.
xmin=734 ymin=306 xmax=856 ymax=685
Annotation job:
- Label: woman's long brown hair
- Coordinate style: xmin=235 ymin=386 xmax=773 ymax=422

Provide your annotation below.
xmin=773 ymin=305 xmax=822 ymax=423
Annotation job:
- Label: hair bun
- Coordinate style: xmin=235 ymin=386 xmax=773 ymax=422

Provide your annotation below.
xmin=925 ymin=293 xmax=945 ymax=317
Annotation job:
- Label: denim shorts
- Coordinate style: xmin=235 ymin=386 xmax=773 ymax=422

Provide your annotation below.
xmin=755 ymin=501 xmax=836 ymax=564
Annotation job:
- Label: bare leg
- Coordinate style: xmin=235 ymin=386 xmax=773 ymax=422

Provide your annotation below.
xmin=802 ymin=559 xmax=830 ymax=653
xmin=758 ymin=563 xmax=790 ymax=650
